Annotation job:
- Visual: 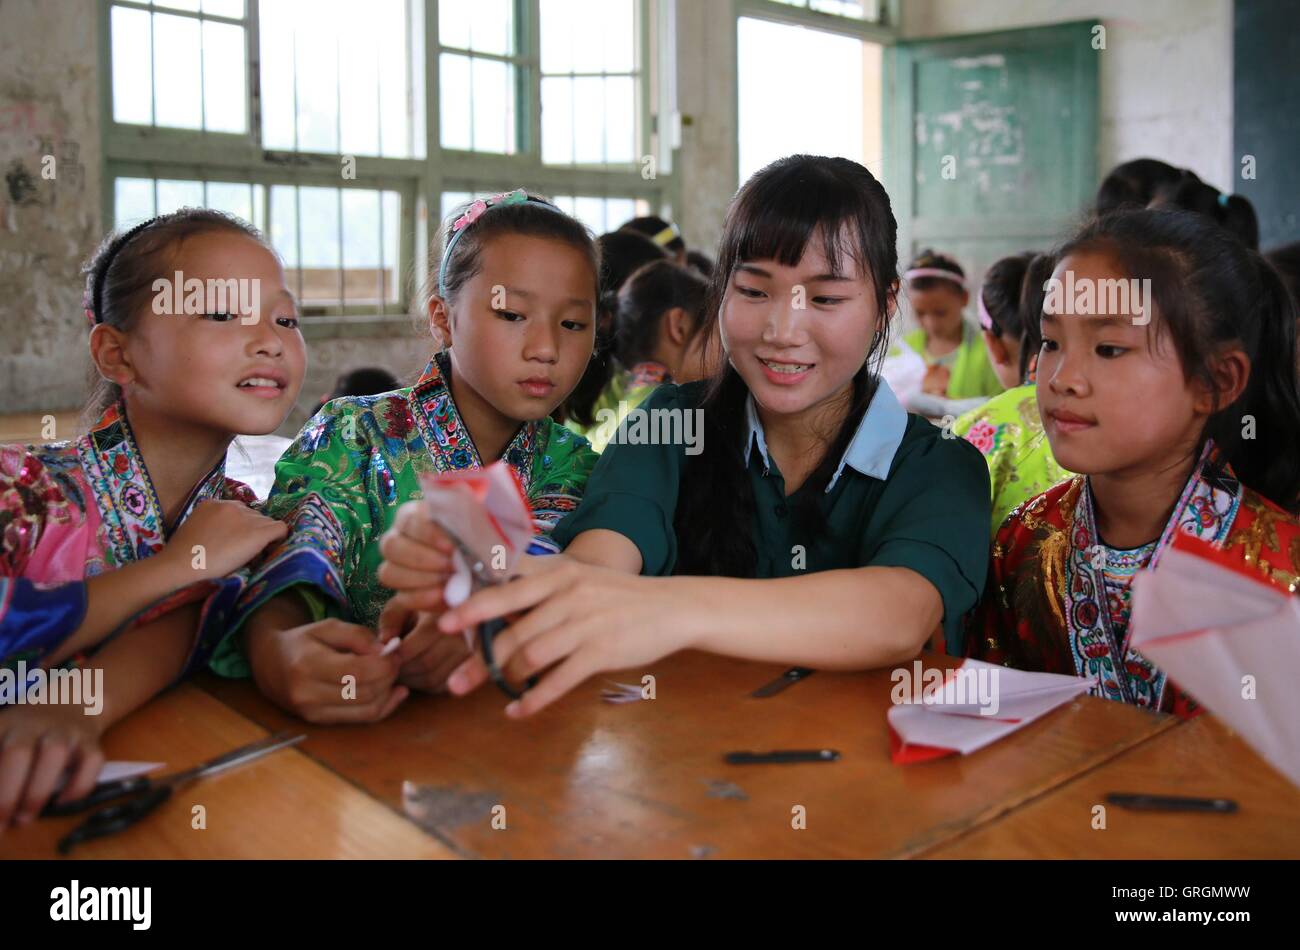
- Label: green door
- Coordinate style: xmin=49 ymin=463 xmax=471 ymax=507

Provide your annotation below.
xmin=884 ymin=20 xmax=1100 ymax=284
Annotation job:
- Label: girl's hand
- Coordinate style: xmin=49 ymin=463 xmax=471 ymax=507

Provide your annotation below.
xmin=245 ymin=617 xmax=409 ymax=724
xmin=165 ymin=500 xmax=289 ymax=580
xmin=435 ymin=559 xmax=693 ymax=717
xmin=922 ymin=363 xmax=951 ymax=396
xmin=381 ymin=611 xmax=471 ymax=694
xmin=375 ymin=501 xmax=456 ymax=605
xmin=0 ymin=704 xmax=106 ymax=832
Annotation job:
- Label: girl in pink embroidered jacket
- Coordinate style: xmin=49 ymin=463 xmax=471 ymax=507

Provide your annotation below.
xmin=0 ymin=209 xmax=303 ymax=829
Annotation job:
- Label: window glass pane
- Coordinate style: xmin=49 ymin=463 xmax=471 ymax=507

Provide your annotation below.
xmin=205 ymin=181 xmax=253 ymax=224
xmin=471 ymin=58 xmax=515 ymax=155
xmin=439 ymin=54 xmax=472 ymax=151
xmin=540 ymin=1 xmax=638 ymax=167
xmin=258 ymin=1 xmax=296 ymax=149
xmin=156 ymin=178 xmax=204 ymax=213
xmin=439 ymin=53 xmax=517 ymax=154
xmin=270 ymin=185 xmax=299 ymax=268
xmin=738 ymin=17 xmax=874 ymax=183
xmin=259 ymin=0 xmax=414 ymax=157
xmin=202 ymin=20 xmax=247 ymax=132
xmin=603 ymin=76 xmax=636 ymax=163
xmin=293 ymin=17 xmax=341 ymax=153
xmin=152 ymin=13 xmax=203 ymax=129
xmin=382 ymin=191 xmax=401 ymax=302
xmin=202 ymin=0 xmax=245 ymax=17
xmin=541 ymin=77 xmax=574 ymax=165
xmin=551 ymin=195 xmax=649 ymax=235
xmin=342 ymin=189 xmax=380 ymax=304
xmin=155 ymin=0 xmax=201 ymax=12
xmin=298 ymin=186 xmax=342 ymax=306
xmin=114 ymin=178 xmax=156 ymax=226
xmin=440 ymin=0 xmax=513 ymax=55
xmin=571 ymin=77 xmax=603 ymax=163
xmin=111 ymin=6 xmax=154 ymax=125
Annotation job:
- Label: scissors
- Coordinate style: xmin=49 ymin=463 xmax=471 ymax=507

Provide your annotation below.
xmin=440 ymin=527 xmax=538 ymax=700
xmin=46 ymin=731 xmax=305 ymax=854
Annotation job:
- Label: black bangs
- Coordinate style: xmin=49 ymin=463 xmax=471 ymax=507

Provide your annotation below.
xmin=727 ymin=159 xmax=868 ymax=277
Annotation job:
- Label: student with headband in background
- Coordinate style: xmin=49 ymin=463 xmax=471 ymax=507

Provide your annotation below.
xmin=621 ymin=215 xmax=689 ymax=266
xmin=900 ymin=250 xmax=1004 ymax=404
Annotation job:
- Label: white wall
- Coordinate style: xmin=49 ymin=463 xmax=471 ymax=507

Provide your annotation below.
xmin=900 ymin=0 xmax=1236 ymax=192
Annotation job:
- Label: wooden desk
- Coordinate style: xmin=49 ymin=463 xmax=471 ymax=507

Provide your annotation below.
xmin=199 ymin=651 xmax=1175 ymax=858
xmin=924 ymin=715 xmax=1300 ymax=858
xmin=0 ymin=685 xmax=457 ymax=859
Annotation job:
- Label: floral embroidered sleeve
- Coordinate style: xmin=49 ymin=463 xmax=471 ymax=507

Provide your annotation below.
xmin=207 ymin=403 xmax=370 ymax=676
xmin=0 ymin=446 xmax=92 ymax=667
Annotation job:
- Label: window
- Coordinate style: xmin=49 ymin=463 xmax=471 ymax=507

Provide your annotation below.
xmin=736 ymin=12 xmax=884 ymax=184
xmin=259 ymin=0 xmax=420 ymax=158
xmin=110 ymin=0 xmax=249 ymax=133
xmin=102 ymin=0 xmax=666 ymax=320
xmin=114 ymin=177 xmax=400 ymax=308
xmin=539 ymin=0 xmax=640 ymax=166
xmin=437 ymin=0 xmax=520 ymax=154
xmin=769 ymin=0 xmax=882 ymax=21
xmin=440 ymin=190 xmax=650 ymax=240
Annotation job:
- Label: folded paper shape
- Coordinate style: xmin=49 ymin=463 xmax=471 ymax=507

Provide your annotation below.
xmin=418 ymin=462 xmax=535 ymax=608
xmin=1130 ymin=532 xmax=1300 ymax=788
xmin=888 ymin=659 xmax=1091 ymax=763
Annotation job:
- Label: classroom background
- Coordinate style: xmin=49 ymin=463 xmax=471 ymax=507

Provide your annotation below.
xmin=0 ymin=0 xmax=1296 ymax=448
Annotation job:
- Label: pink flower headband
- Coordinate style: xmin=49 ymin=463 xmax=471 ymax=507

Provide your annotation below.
xmin=439 ymin=188 xmax=536 ymax=297
xmin=903 ymin=266 xmax=967 ymax=290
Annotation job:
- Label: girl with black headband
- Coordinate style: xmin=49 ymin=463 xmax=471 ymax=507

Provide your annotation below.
xmin=0 ymin=208 xmax=303 ymax=828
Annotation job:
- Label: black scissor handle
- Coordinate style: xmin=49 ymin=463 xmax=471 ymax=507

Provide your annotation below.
xmin=41 ymin=775 xmax=151 ymax=818
xmin=57 ymin=783 xmax=174 ymax=855
xmin=479 ymin=616 xmax=538 ymax=700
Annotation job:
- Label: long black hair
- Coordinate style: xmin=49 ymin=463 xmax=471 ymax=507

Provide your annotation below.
xmin=559 ymin=230 xmax=668 ymax=426
xmin=1095 ymin=158 xmax=1183 ymax=214
xmin=674 ymin=155 xmax=899 ymax=577
xmin=980 ymin=250 xmax=1053 ymax=384
xmin=1057 ymin=208 xmax=1300 ymax=513
xmin=614 ymin=259 xmax=708 ymax=368
xmin=1151 ymin=171 xmax=1260 ymax=250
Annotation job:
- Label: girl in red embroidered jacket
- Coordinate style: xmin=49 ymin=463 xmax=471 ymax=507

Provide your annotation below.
xmin=966 ymin=208 xmax=1300 ymax=717
xmin=0 ymin=209 xmax=303 ymax=829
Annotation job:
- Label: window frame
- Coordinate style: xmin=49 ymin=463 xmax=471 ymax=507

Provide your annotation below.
xmin=731 ymin=0 xmax=898 ymax=212
xmin=98 ymin=0 xmax=671 ymax=326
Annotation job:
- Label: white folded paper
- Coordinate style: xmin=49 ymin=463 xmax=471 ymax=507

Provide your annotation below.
xmin=1131 ymin=535 xmax=1300 ymax=787
xmin=888 ymin=659 xmax=1092 ymax=762
xmin=418 ymin=461 xmax=535 ymax=608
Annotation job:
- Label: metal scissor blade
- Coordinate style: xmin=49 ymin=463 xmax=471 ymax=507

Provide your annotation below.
xmin=164 ymin=732 xmax=305 ymax=786
xmin=751 ymin=667 xmax=815 ymax=698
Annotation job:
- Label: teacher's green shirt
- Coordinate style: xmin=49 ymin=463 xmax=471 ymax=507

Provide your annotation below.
xmin=550 ymin=378 xmax=992 ymax=652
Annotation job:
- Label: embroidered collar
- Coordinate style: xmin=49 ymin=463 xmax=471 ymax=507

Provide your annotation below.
xmin=1066 ymin=439 xmax=1241 ymax=708
xmin=410 ymin=351 xmax=541 ymax=493
xmin=743 ymin=378 xmax=908 ymax=492
xmin=75 ymin=401 xmax=229 ymax=566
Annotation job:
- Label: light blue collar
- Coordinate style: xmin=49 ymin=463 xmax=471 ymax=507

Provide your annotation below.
xmin=744 ymin=378 xmax=907 ymax=491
